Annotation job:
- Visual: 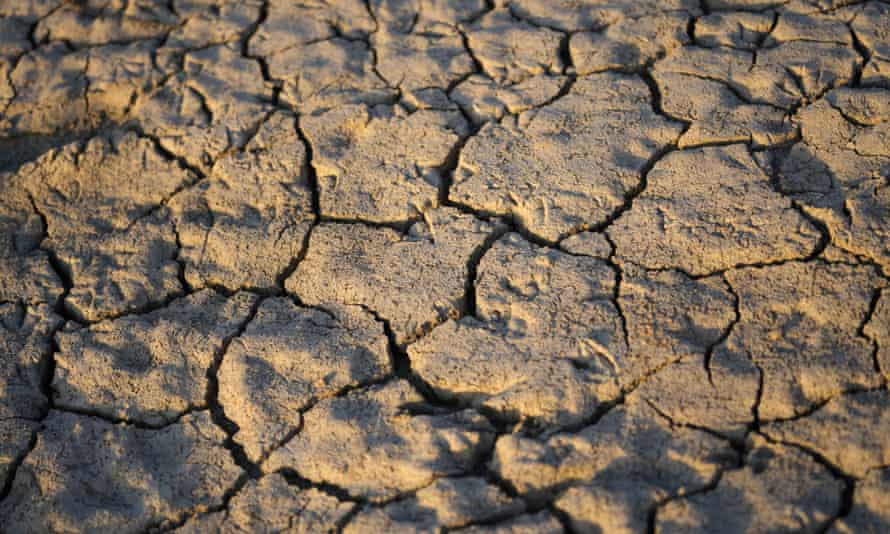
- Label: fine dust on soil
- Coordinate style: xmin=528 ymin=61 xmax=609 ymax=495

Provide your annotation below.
xmin=1 ymin=0 xmax=889 ymax=533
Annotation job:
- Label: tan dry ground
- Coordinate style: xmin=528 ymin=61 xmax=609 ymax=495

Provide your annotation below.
xmin=1 ymin=0 xmax=890 ymax=533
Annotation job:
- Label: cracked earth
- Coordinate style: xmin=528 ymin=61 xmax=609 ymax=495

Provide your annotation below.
xmin=1 ymin=0 xmax=889 ymax=532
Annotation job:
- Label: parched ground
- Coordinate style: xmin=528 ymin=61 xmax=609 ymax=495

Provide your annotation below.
xmin=1 ymin=0 xmax=889 ymax=532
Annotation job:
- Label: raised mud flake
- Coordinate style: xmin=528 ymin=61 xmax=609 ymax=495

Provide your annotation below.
xmin=218 ymin=298 xmax=390 ymax=463
xmin=764 ymin=390 xmax=890 ymax=478
xmin=459 ymin=511 xmax=564 ymax=534
xmin=269 ymin=38 xmax=397 ymax=114
xmin=0 ymin=411 xmax=243 ymax=534
xmin=619 ymin=265 xmax=757 ymax=439
xmin=720 ymin=262 xmax=885 ymax=421
xmin=491 ymin=396 xmax=735 ymax=518
xmin=170 ymin=111 xmax=314 ymax=291
xmin=654 ymin=71 xmax=796 ymax=148
xmin=1 ymin=43 xmax=89 ymax=135
xmin=463 ymin=8 xmax=563 ymax=84
xmin=372 ymin=22 xmax=475 ymax=94
xmin=32 ymin=0 xmax=172 ymax=47
xmin=0 ymin=177 xmax=63 ymax=305
xmin=52 ymin=289 xmax=258 ymax=426
xmin=851 ymin=2 xmax=890 ymax=88
xmin=570 ymin=13 xmax=690 ymax=74
xmin=0 ymin=303 xmax=61 ymax=489
xmin=303 ymin=104 xmax=467 ymax=223
xmin=610 ymin=145 xmax=821 ymax=275
xmin=134 ymin=44 xmax=274 ymax=171
xmin=408 ymin=233 xmax=626 ymax=429
xmin=286 ymin=207 xmax=504 ymax=345
xmin=452 ymin=72 xmax=683 ymax=243
xmin=656 ymin=435 xmax=844 ymax=534
xmin=263 ymin=380 xmax=495 ymax=502
xmin=504 ymin=0 xmax=699 ymax=33
xmin=175 ymin=473 xmax=354 ymax=533
xmin=449 ymin=74 xmax=566 ymax=126
xmin=344 ymin=476 xmax=524 ymax=533
xmin=773 ymin=88 xmax=890 ymax=270
xmin=829 ymin=468 xmax=890 ymax=534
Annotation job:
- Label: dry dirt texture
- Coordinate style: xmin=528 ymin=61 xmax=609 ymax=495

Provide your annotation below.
xmin=1 ymin=0 xmax=889 ymax=533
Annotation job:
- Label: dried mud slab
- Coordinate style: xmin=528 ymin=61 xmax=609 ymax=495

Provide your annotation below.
xmin=219 ymin=298 xmax=390 ymax=462
xmin=53 ymin=290 xmax=258 ymax=426
xmin=694 ymin=11 xmax=773 ymax=49
xmin=655 ymin=37 xmax=858 ymax=111
xmin=463 ymin=8 xmax=563 ymax=84
xmin=85 ymin=41 xmax=161 ymax=122
xmin=764 ymin=390 xmax=890 ymax=478
xmin=160 ymin=0 xmax=260 ymax=57
xmin=269 ymin=38 xmax=397 ymax=114
xmin=492 ymin=396 xmax=736 ymax=523
xmin=56 ymin=211 xmax=183 ymax=323
xmin=0 ymin=177 xmax=62 ymax=305
xmin=452 ymin=73 xmax=683 ymax=242
xmin=504 ymin=0 xmax=698 ymax=33
xmin=287 ymin=207 xmax=504 ymax=345
xmin=134 ymin=44 xmax=273 ymax=171
xmin=656 ymin=436 xmax=844 ymax=533
xmin=449 ymin=74 xmax=566 ymax=125
xmin=719 ymin=262 xmax=885 ymax=420
xmin=620 ymin=265 xmax=757 ymax=439
xmin=851 ymin=2 xmax=890 ymax=88
xmin=176 ymin=473 xmax=354 ymax=533
xmin=770 ymin=88 xmax=890 ymax=270
xmin=372 ymin=22 xmax=475 ymax=94
xmin=170 ymin=111 xmax=314 ymax=291
xmin=19 ymin=132 xmax=193 ymax=321
xmin=610 ymin=145 xmax=821 ymax=275
xmin=302 ymin=104 xmax=467 ymax=223
xmin=0 ymin=411 xmax=242 ymax=534
xmin=0 ymin=0 xmax=58 ymax=59
xmin=264 ymin=380 xmax=495 ymax=502
xmin=654 ymin=72 xmax=796 ymax=148
xmin=248 ymin=0 xmax=374 ymax=58
xmin=570 ymin=13 xmax=690 ymax=74
xmin=409 ymin=233 xmax=626 ymax=429
xmin=344 ymin=477 xmax=524 ymax=533
xmin=829 ymin=468 xmax=890 ymax=534
xmin=0 ymin=303 xmax=61 ymax=489
xmin=1 ymin=44 xmax=88 ymax=135
xmin=559 ymin=231 xmax=612 ymax=258
xmin=33 ymin=0 xmax=171 ymax=46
